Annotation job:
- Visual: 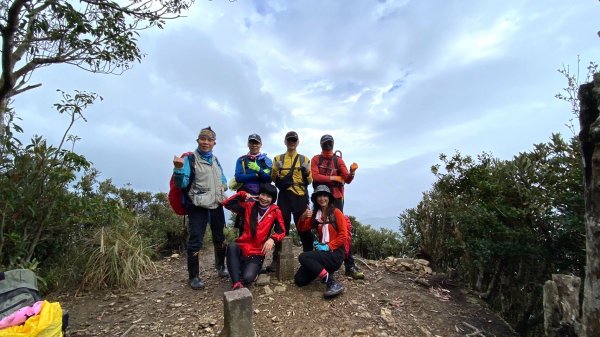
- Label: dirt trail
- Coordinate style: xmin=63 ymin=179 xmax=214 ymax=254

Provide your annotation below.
xmin=52 ymin=247 xmax=518 ymax=337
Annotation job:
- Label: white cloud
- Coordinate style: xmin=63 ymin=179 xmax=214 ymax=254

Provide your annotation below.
xmin=11 ymin=0 xmax=600 ymax=226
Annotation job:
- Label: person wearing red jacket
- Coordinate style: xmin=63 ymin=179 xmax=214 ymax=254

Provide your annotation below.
xmin=294 ymin=185 xmax=347 ymax=299
xmin=309 ymin=134 xmax=364 ymax=280
xmin=222 ymin=183 xmax=286 ymax=290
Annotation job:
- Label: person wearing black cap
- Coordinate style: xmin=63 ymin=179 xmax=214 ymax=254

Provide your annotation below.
xmin=222 ymin=183 xmax=286 ymax=290
xmin=294 ymin=185 xmax=347 ymax=299
xmin=268 ymin=131 xmax=313 ymax=272
xmin=309 ymin=134 xmax=363 ymax=279
xmin=172 ymin=126 xmax=229 ymax=290
xmin=231 ymin=133 xmax=273 ymax=235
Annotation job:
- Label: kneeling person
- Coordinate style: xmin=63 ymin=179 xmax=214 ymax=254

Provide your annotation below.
xmin=294 ymin=185 xmax=348 ymax=299
xmin=223 ymin=183 xmax=285 ymax=290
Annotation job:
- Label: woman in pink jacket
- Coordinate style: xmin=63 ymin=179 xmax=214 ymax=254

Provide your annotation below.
xmin=222 ymin=183 xmax=286 ymax=290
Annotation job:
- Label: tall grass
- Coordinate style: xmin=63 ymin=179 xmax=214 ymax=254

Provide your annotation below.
xmin=80 ymin=221 xmax=156 ymax=290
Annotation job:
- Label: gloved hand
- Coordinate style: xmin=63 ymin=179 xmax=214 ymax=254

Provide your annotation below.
xmin=247 ymin=161 xmax=260 ymax=172
xmin=263 ymin=168 xmax=271 ymax=174
xmin=350 ymin=163 xmax=358 ymax=173
xmin=313 ymin=240 xmax=320 ymax=248
xmin=315 ymin=243 xmax=330 ymax=252
xmin=330 ymin=176 xmax=344 ymax=184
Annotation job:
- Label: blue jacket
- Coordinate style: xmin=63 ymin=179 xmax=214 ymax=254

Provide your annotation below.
xmin=234 ymin=153 xmax=272 ymax=195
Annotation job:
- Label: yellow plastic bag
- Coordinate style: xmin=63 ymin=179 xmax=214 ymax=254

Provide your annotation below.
xmin=0 ymin=300 xmax=63 ymax=337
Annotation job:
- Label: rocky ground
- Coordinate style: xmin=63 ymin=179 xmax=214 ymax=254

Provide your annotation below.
xmin=51 ymin=247 xmax=518 ymax=337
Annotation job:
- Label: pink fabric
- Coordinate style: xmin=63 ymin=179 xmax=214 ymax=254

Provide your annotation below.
xmin=0 ymin=300 xmax=44 ymax=329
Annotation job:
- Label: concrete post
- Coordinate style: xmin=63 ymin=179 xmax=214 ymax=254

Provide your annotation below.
xmin=219 ymin=287 xmax=256 ymax=337
xmin=277 ymin=236 xmax=296 ymax=282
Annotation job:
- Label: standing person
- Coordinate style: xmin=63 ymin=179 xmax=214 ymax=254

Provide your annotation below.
xmin=294 ymin=185 xmax=347 ymax=299
xmin=308 ymin=134 xmax=364 ymax=279
xmin=222 ymin=183 xmax=285 ymax=289
xmin=268 ymin=131 xmax=313 ymax=272
xmin=231 ymin=133 xmax=273 ymax=235
xmin=172 ymin=126 xmax=229 ymax=290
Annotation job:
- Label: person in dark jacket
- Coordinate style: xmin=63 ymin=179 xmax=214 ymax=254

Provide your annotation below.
xmin=222 ymin=183 xmax=285 ymax=289
xmin=294 ymin=185 xmax=347 ymax=299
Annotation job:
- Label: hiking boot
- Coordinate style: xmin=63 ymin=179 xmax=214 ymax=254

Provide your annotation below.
xmin=232 ymin=281 xmax=244 ymax=290
xmin=189 ymin=276 xmax=205 ymax=290
xmin=266 ymin=259 xmax=277 ymax=273
xmin=345 ymin=266 xmax=364 ymax=280
xmin=324 ymin=279 xmax=344 ymax=299
xmin=217 ymin=265 xmax=229 ymax=278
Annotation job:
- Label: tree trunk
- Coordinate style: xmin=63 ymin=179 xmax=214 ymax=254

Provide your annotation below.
xmin=543 ymin=274 xmax=581 ymax=337
xmin=577 ymin=73 xmax=600 ymax=337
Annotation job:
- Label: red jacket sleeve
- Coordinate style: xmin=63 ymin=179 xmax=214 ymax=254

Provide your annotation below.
xmin=338 ymin=158 xmax=354 ymax=184
xmin=297 ymin=215 xmax=313 ymax=233
xmin=327 ymin=208 xmax=348 ymax=251
xmin=222 ymin=191 xmax=248 ymax=213
xmin=270 ymin=208 xmax=286 ymax=242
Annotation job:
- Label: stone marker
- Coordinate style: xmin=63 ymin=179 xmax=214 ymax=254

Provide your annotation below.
xmin=277 ymin=236 xmax=295 ymax=281
xmin=219 ymin=287 xmax=256 ymax=337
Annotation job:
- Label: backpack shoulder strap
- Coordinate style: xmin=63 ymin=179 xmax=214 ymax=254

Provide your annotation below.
xmin=290 ymin=153 xmax=300 ymax=169
xmin=239 ymin=156 xmax=248 ymax=174
xmin=329 ymin=212 xmax=337 ymax=231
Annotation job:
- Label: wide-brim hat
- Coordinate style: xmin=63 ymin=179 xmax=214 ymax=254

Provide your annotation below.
xmin=311 ymin=185 xmax=334 ymax=204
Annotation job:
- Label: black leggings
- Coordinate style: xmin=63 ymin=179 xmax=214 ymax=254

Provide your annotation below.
xmin=294 ymin=248 xmax=344 ymax=286
xmin=226 ymin=242 xmax=264 ymax=285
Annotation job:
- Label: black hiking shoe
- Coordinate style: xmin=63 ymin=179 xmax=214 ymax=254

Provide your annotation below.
xmin=345 ymin=266 xmax=364 ymax=280
xmin=324 ymin=279 xmax=344 ymax=299
xmin=265 ymin=260 xmax=277 ymax=273
xmin=217 ymin=265 xmax=229 ymax=278
xmin=189 ymin=276 xmax=205 ymax=290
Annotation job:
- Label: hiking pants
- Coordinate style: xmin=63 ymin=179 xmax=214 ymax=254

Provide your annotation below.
xmin=276 ymin=189 xmax=314 ymax=252
xmin=226 ymin=242 xmax=264 ymax=285
xmin=294 ymin=248 xmax=344 ymax=286
xmin=186 ymin=204 xmax=226 ymax=279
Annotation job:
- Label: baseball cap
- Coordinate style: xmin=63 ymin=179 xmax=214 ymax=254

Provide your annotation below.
xmin=320 ymin=134 xmax=334 ymax=144
xmin=285 ymin=131 xmax=299 ymax=141
xmin=248 ymin=133 xmax=262 ymax=143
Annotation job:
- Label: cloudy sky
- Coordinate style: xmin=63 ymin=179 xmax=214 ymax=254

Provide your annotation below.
xmin=13 ymin=0 xmax=600 ymax=230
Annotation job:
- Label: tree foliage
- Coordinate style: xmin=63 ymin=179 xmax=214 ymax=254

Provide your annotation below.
xmin=399 ymin=134 xmax=585 ymax=336
xmin=0 ymin=96 xmax=186 ymax=290
xmin=0 ymin=0 xmax=193 ymax=101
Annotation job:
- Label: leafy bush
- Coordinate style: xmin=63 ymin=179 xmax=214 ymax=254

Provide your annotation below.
xmin=399 ymin=135 xmax=584 ymax=336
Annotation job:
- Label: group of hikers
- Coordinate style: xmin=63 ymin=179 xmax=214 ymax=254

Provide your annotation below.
xmin=172 ymin=127 xmax=363 ymax=299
